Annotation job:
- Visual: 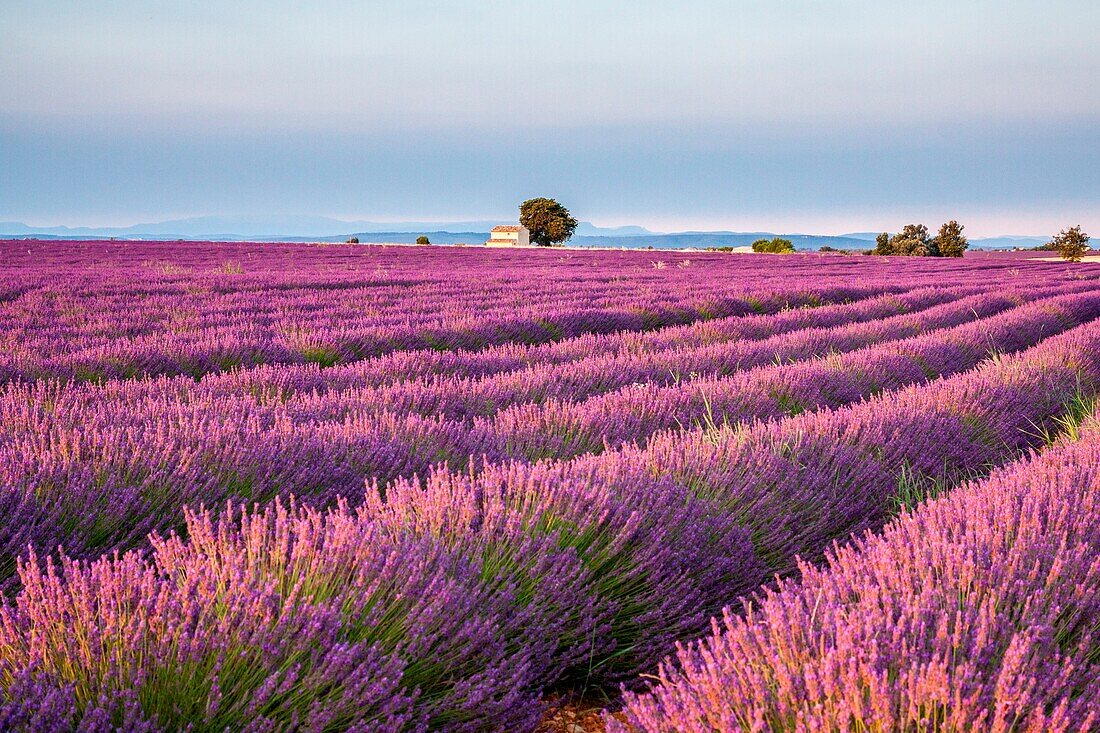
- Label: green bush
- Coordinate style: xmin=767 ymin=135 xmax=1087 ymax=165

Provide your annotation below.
xmin=751 ymin=237 xmax=795 ymax=254
xmin=875 ymin=221 xmax=969 ymax=257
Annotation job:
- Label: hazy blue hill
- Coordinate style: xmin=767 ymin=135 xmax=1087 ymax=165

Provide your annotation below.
xmin=323 ymin=232 xmax=877 ymax=249
xmin=0 ymin=218 xmax=1051 ymax=251
xmin=565 ymin=233 xmax=874 ymax=250
xmin=573 ymin=223 xmax=656 ymax=237
xmin=0 ymin=216 xmax=364 ymax=239
xmin=337 ymin=231 xmax=489 ymax=245
xmin=968 ymin=236 xmax=1047 ymax=249
xmin=0 ymin=218 xmax=648 ymax=240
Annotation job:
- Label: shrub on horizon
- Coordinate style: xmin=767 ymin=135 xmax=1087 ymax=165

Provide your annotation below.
xmin=751 ymin=237 xmax=795 ymax=254
xmin=874 ymin=222 xmax=969 ymax=257
xmin=818 ymin=245 xmax=865 ymax=255
xmin=875 ymin=224 xmax=934 ymax=256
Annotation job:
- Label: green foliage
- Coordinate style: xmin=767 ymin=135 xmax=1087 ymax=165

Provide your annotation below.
xmin=1051 ymin=391 xmax=1097 ymax=443
xmin=346 ymin=237 xmax=359 ymax=244
xmin=933 ymin=220 xmax=968 ymax=258
xmin=890 ymin=462 xmax=942 ymax=513
xmin=892 ymin=224 xmax=934 ymax=257
xmin=1049 ymin=225 xmax=1091 ymax=262
xmin=301 ymin=345 xmax=341 ymax=367
xmin=874 ymin=232 xmax=891 ymax=255
xmin=751 ymin=237 xmax=795 ymax=254
xmin=1025 ymin=389 xmax=1097 ymax=446
xmin=519 ymin=198 xmax=579 ymax=247
xmin=875 ymin=222 xmax=970 ymax=257
xmin=888 ymin=459 xmax=989 ymax=517
xmin=416 ymin=235 xmax=431 ymax=245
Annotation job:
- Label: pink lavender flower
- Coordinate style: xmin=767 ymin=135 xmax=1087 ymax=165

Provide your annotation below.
xmin=611 ymin=414 xmax=1100 ymax=732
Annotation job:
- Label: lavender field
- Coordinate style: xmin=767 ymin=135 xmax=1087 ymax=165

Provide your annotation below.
xmin=2 ymin=240 xmax=1100 ymax=732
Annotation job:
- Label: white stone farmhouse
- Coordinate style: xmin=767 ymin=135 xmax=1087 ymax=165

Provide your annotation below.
xmin=485 ymin=225 xmax=531 ymax=247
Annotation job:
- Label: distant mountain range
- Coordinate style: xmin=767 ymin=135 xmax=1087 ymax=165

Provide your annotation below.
xmin=0 ymin=217 xmax=1049 ymax=251
xmin=0 ymin=216 xmax=655 ymax=240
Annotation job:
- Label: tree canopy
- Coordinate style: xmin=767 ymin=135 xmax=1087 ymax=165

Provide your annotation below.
xmin=878 ymin=224 xmax=934 ymax=256
xmin=519 ymin=198 xmax=578 ymax=247
xmin=933 ymin=220 xmax=968 ymax=258
xmin=874 ymin=222 xmax=968 ymax=257
xmin=1049 ymin=226 xmax=1090 ymax=262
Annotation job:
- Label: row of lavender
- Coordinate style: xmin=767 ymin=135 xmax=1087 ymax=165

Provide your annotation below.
xmin=3 ymin=287 xmax=1098 ymax=589
xmin=191 ymin=283 xmax=1036 ymax=419
xmin=610 ymin=410 xmax=1100 ymax=732
xmin=3 ymin=308 xmax=1100 ymax=729
xmin=1 ymin=241 xmax=1084 ymax=383
xmin=3 ymin=242 xmax=1100 ymax=730
xmin=181 ymin=284 xmax=976 ymax=397
xmin=0 ymin=241 xmax=928 ymax=383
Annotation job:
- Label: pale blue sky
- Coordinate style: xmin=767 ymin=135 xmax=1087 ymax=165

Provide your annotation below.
xmin=2 ymin=0 xmax=1097 ymax=235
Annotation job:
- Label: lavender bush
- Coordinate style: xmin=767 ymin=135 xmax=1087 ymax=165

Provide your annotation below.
xmin=611 ymin=413 xmax=1100 ymax=732
xmin=1 ymin=241 xmax=1099 ymax=730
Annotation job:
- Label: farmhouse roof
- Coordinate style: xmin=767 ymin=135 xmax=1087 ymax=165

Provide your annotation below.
xmin=491 ymin=225 xmax=524 ymax=232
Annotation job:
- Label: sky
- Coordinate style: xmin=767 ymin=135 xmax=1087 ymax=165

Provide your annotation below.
xmin=2 ymin=0 xmax=1098 ymax=236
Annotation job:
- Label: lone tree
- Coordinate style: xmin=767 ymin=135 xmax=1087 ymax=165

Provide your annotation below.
xmin=416 ymin=235 xmax=430 ymax=245
xmin=751 ymin=237 xmax=795 ymax=254
xmin=1049 ymin=226 xmax=1090 ymax=262
xmin=933 ymin=220 xmax=968 ymax=258
xmin=519 ymin=198 xmax=578 ymax=247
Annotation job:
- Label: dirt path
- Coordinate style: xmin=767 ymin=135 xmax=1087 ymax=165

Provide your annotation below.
xmin=535 ymin=694 xmax=625 ymax=733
